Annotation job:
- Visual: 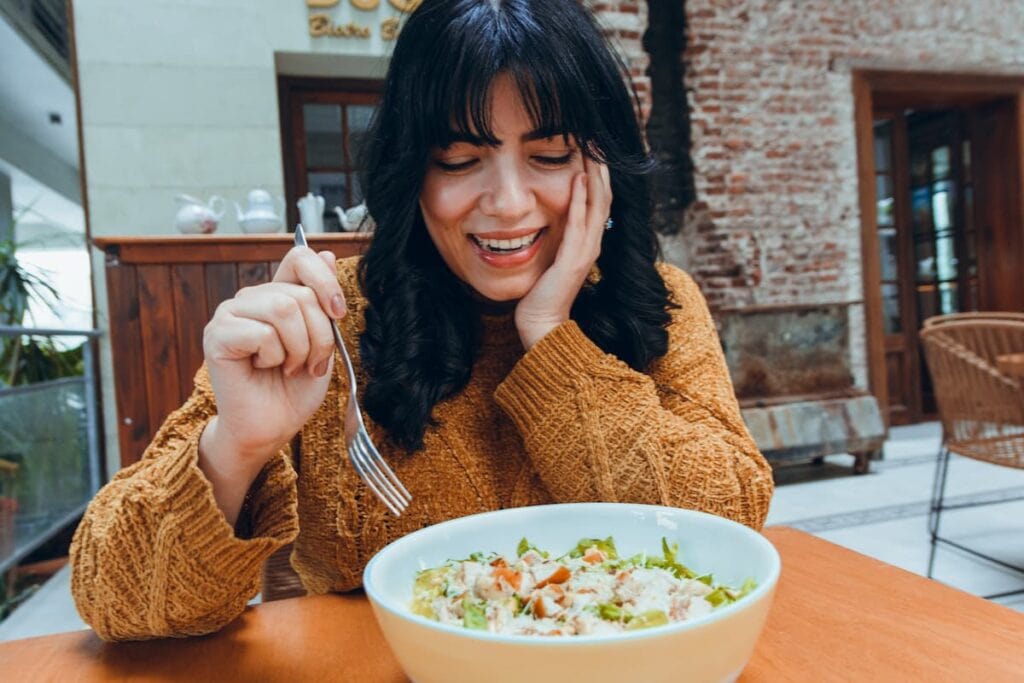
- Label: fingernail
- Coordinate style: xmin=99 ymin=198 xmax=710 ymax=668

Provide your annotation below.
xmin=314 ymin=359 xmax=329 ymax=376
xmin=331 ymin=294 xmax=346 ymax=318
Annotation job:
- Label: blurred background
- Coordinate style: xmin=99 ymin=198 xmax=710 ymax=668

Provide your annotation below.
xmin=0 ymin=0 xmax=1021 ymax=638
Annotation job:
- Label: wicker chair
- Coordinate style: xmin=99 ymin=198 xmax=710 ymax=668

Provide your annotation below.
xmin=921 ymin=311 xmax=1024 ymax=328
xmin=919 ymin=318 xmax=1024 ymax=599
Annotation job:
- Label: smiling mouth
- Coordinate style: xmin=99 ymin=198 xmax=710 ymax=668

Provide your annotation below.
xmin=470 ymin=229 xmax=545 ymax=254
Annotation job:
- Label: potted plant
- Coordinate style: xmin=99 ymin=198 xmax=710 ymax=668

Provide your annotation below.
xmin=0 ymin=209 xmax=82 ymax=386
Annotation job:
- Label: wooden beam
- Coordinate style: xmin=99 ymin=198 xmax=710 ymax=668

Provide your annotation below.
xmin=852 ymin=71 xmax=890 ymax=427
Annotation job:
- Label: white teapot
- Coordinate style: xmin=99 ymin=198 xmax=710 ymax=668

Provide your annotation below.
xmin=174 ymin=194 xmax=224 ymax=234
xmin=235 ymin=189 xmax=284 ymax=234
xmin=297 ymin=192 xmax=326 ymax=233
xmin=333 ymin=203 xmax=375 ymax=232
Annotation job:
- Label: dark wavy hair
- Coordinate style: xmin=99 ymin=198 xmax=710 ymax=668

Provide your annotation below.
xmin=358 ymin=0 xmax=674 ymax=451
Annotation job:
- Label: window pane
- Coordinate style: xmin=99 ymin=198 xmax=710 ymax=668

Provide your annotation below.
xmin=876 ymin=175 xmax=894 ymax=226
xmin=882 ymin=282 xmax=902 ymax=334
xmin=307 ymin=172 xmax=347 ymax=230
xmin=350 ymin=172 xmax=363 ymax=205
xmin=938 ymin=281 xmax=959 ymax=315
xmin=879 ymin=227 xmax=898 ymax=281
xmin=911 ymin=151 xmax=929 ymax=186
xmin=931 ymin=145 xmax=951 ymax=181
xmin=931 ymin=181 xmax=952 ymax=232
xmin=911 ymin=186 xmax=932 ymax=233
xmin=346 ymin=104 xmax=376 ymax=166
xmin=873 ymin=121 xmax=892 ymax=172
xmin=935 ymin=234 xmax=957 ymax=281
xmin=304 ymin=104 xmax=344 ymax=168
xmin=962 ymin=139 xmax=971 ymax=182
xmin=963 ymin=185 xmax=973 ymax=232
xmin=915 ymin=236 xmax=936 ymax=281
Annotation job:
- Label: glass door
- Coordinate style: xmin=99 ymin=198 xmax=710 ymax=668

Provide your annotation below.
xmin=279 ymin=78 xmax=381 ymax=232
xmin=906 ymin=110 xmax=978 ymax=414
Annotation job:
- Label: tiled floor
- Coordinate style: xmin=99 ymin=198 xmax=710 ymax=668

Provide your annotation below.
xmin=766 ymin=421 xmax=1024 ymax=610
xmin=1 ymin=421 xmax=1021 ymax=642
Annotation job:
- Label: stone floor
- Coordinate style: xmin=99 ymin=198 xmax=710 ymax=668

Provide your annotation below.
xmin=1 ymin=421 xmax=1021 ymax=642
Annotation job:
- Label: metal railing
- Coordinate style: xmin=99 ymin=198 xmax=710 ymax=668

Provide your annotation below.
xmin=0 ymin=325 xmax=101 ymax=573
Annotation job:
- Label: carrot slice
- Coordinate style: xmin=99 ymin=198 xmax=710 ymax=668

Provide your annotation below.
xmin=492 ymin=566 xmax=522 ymax=591
xmin=534 ymin=564 xmax=571 ymax=588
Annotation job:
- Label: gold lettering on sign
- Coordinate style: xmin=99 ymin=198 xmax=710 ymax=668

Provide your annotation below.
xmin=306 ymin=0 xmax=340 ymax=7
xmin=389 ymin=0 xmax=422 ymax=13
xmin=351 ymin=0 xmax=381 ymax=9
xmin=381 ymin=16 xmax=400 ymax=40
xmin=309 ymin=13 xmax=371 ymax=38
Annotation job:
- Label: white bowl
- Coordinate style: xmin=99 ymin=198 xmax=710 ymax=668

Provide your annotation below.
xmin=363 ymin=503 xmax=780 ymax=683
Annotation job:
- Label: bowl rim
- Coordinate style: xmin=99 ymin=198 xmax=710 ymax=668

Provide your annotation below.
xmin=362 ymin=502 xmax=781 ymax=645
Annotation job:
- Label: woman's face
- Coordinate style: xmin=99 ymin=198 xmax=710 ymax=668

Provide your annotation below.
xmin=420 ymin=75 xmax=584 ymax=303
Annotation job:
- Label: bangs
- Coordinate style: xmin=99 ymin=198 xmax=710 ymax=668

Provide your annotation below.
xmin=414 ymin=5 xmax=605 ymax=156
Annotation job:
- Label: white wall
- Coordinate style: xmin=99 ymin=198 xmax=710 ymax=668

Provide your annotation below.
xmin=71 ymin=0 xmax=401 ymax=473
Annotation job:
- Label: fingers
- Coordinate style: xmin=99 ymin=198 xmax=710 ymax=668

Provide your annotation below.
xmin=217 ymin=316 xmax=287 ymax=371
xmin=273 ymin=247 xmax=347 ymax=319
xmin=584 ymin=154 xmax=613 ymax=236
xmin=557 ymin=155 xmax=612 ymax=272
xmin=209 ymin=282 xmax=336 ymax=377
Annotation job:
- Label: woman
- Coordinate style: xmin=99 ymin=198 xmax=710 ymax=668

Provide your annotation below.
xmin=70 ymin=0 xmax=773 ymax=642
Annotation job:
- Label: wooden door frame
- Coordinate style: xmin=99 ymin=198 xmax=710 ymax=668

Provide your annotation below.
xmin=276 ymin=76 xmax=383 ymax=229
xmin=852 ymin=69 xmax=1024 ymax=426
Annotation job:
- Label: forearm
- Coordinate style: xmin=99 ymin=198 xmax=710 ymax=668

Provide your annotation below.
xmin=495 ymin=321 xmax=773 ymax=529
xmin=70 ymin=372 xmax=299 ymax=641
xmin=198 ymin=416 xmax=281 ymax=527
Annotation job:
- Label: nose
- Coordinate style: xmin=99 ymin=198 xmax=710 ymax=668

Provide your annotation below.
xmin=478 ymin=161 xmax=535 ymax=221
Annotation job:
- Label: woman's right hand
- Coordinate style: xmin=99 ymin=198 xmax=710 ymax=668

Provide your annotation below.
xmin=200 ymin=246 xmax=346 ymax=477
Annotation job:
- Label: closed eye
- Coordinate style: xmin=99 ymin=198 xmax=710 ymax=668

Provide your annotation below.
xmin=434 ymin=159 xmax=478 ymax=172
xmin=533 ymin=151 xmax=576 ymax=167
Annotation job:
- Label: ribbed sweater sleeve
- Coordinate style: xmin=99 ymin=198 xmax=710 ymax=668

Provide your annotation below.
xmin=69 ymin=368 xmax=300 ymax=642
xmin=494 ymin=265 xmax=773 ymax=529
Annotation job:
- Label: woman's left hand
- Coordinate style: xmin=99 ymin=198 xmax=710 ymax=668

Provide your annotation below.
xmin=515 ymin=154 xmax=612 ymax=349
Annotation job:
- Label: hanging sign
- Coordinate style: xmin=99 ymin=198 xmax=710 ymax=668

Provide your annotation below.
xmin=306 ymin=0 xmax=421 ymax=40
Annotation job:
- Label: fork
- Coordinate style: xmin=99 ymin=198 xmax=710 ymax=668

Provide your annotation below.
xmin=293 ymin=224 xmax=412 ymax=515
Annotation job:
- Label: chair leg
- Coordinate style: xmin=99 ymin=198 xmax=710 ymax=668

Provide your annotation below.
xmin=927 ymin=444 xmax=952 ymax=579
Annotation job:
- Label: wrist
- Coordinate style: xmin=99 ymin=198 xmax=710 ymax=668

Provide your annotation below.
xmin=200 ymin=416 xmax=282 ymax=478
xmin=517 ymin=319 xmax=562 ymax=350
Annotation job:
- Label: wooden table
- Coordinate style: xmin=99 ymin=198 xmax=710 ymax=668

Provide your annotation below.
xmin=3 ymin=527 xmax=1022 ymax=682
xmin=997 ymin=353 xmax=1024 ymax=378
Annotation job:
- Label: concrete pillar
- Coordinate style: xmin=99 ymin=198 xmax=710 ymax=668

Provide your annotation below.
xmin=0 ymin=171 xmax=12 ymax=243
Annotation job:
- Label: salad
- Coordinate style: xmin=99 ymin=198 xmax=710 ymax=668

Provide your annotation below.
xmin=411 ymin=536 xmax=756 ymax=636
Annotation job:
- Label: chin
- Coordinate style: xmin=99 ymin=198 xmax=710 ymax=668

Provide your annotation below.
xmin=469 ymin=274 xmax=537 ymax=304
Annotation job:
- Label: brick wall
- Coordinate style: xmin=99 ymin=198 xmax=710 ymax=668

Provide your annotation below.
xmin=586 ymin=0 xmax=1024 ymax=392
xmin=587 ymin=1 xmax=652 ymax=118
xmin=660 ymin=0 xmax=1024 ymax=312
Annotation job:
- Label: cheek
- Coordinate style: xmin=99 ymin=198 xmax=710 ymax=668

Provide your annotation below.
xmin=535 ymin=171 xmax=578 ymax=225
xmin=421 ymin=173 xmax=475 ymax=226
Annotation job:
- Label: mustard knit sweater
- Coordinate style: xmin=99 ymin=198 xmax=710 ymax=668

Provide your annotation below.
xmin=70 ymin=257 xmax=773 ymax=642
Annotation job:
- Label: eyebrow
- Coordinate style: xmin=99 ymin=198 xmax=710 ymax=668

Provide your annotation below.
xmin=443 ymin=125 xmax=569 ymax=147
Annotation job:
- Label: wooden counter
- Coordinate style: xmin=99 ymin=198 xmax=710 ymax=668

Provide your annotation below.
xmin=94 ymin=233 xmax=372 ymax=467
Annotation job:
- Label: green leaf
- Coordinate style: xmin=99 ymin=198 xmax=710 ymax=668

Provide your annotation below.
xmin=462 ymin=597 xmax=488 ymax=630
xmin=624 ymin=610 xmax=669 ymax=631
xmin=596 ymin=602 xmax=625 ymax=621
xmin=644 ymin=537 xmax=696 ymax=579
xmin=705 ymin=587 xmax=732 ymax=607
xmin=516 ymin=537 xmax=549 ymax=558
xmin=568 ymin=536 xmax=619 ymax=560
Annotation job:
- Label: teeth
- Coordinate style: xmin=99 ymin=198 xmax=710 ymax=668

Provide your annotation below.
xmin=474 ymin=232 xmax=540 ymax=252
